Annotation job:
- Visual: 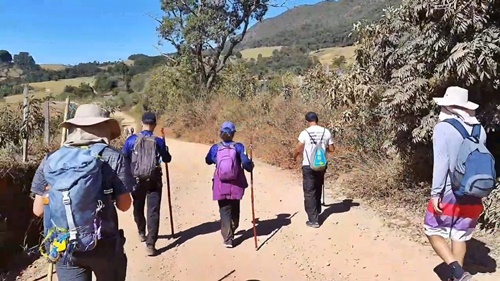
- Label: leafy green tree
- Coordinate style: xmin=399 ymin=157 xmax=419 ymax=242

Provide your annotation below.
xmin=0 ymin=50 xmax=12 ymax=63
xmin=13 ymin=52 xmax=38 ymax=71
xmin=158 ymin=0 xmax=272 ymax=91
xmin=114 ymin=62 xmax=131 ymax=92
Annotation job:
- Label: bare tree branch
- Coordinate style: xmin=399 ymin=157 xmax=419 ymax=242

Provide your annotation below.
xmin=152 ymin=45 xmax=178 ymax=64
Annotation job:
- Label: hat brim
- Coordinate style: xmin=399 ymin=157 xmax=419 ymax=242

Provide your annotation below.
xmin=433 ymin=98 xmax=479 ymax=110
xmin=60 ymin=117 xmax=121 ymax=140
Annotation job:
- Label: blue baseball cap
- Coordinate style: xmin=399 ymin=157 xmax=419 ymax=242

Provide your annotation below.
xmin=221 ymin=121 xmax=236 ymax=133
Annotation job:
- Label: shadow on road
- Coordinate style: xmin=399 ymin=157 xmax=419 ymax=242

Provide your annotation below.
xmin=234 ymin=212 xmax=296 ymax=249
xmin=217 ymin=269 xmax=235 ymax=281
xmin=433 ymin=238 xmax=497 ymax=280
xmin=319 ymin=199 xmax=360 ymax=225
xmin=157 ymin=221 xmax=220 ymax=254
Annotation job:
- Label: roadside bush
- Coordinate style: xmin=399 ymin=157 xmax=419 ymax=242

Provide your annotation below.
xmin=144 ymin=0 xmax=500 ymax=232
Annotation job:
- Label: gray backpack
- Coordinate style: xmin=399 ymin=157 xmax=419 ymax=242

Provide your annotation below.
xmin=131 ymin=133 xmax=159 ymax=180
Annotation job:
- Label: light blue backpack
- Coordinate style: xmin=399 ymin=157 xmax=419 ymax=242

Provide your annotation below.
xmin=41 ymin=143 xmax=108 ymax=264
xmin=305 ymin=129 xmax=327 ymax=171
xmin=444 ymin=119 xmax=497 ymax=198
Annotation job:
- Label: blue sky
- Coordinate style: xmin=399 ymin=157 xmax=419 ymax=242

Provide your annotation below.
xmin=0 ymin=0 xmax=323 ymax=65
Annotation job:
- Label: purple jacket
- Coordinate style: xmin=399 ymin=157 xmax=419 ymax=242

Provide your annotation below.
xmin=205 ymin=141 xmax=254 ymax=200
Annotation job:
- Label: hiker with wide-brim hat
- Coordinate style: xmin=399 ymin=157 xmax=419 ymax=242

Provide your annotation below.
xmin=424 ymin=86 xmax=490 ymax=281
xmin=31 ymin=103 xmax=134 ymax=281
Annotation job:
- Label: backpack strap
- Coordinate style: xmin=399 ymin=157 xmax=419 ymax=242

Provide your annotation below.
xmin=442 ymin=119 xmax=470 ymax=139
xmin=305 ymin=129 xmax=326 ymax=145
xmin=471 ymin=124 xmax=481 ymax=139
xmin=88 ymin=143 xmax=108 ymax=157
xmin=218 ymin=141 xmax=235 ymax=148
xmin=319 ymin=128 xmax=326 ymax=143
xmin=304 ymin=130 xmax=317 ymax=145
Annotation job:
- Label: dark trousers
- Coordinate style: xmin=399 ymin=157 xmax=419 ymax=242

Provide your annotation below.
xmin=132 ymin=176 xmax=162 ymax=246
xmin=56 ymin=231 xmax=127 ymax=281
xmin=218 ymin=199 xmax=241 ymax=243
xmin=302 ymin=166 xmax=325 ymax=223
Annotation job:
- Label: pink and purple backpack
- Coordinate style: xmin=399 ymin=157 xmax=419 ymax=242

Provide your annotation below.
xmin=216 ymin=142 xmax=241 ymax=182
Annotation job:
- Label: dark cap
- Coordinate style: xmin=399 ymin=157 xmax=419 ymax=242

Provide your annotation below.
xmin=305 ymin=112 xmax=318 ymax=122
xmin=142 ymin=112 xmax=157 ymax=125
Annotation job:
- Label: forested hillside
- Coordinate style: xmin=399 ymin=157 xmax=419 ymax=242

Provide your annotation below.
xmin=239 ymin=0 xmax=401 ymax=50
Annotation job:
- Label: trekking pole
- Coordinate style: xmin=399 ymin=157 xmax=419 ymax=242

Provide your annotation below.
xmin=249 ymin=136 xmax=258 ymax=250
xmin=160 ymin=128 xmax=175 ymax=238
xmin=46 ymin=98 xmax=71 ymax=281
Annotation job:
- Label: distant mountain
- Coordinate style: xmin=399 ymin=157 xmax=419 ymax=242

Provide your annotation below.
xmin=239 ymin=0 xmax=401 ymax=50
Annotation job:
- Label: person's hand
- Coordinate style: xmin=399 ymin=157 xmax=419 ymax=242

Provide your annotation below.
xmin=431 ymin=197 xmax=443 ymax=214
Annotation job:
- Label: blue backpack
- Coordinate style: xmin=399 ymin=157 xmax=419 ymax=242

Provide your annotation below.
xmin=305 ymin=129 xmax=327 ymax=171
xmin=41 ymin=143 xmax=108 ymax=264
xmin=443 ymin=119 xmax=497 ymax=198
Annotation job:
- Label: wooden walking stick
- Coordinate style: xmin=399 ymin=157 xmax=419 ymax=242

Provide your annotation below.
xmin=47 ymin=98 xmax=71 ymax=281
xmin=249 ymin=136 xmax=258 ymax=250
xmin=160 ymin=128 xmax=175 ymax=238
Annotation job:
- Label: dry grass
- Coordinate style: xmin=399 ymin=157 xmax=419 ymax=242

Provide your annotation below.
xmin=239 ymin=45 xmax=356 ymax=66
xmin=310 ymin=45 xmax=357 ymax=65
xmin=3 ymin=77 xmax=95 ymax=103
xmin=124 ymin=59 xmax=134 ymax=66
xmin=161 ymin=92 xmax=429 ymax=211
xmin=163 ymin=93 xmax=354 ymax=172
xmin=39 ymin=64 xmax=68 ymax=71
xmin=240 ymin=46 xmax=283 ymax=59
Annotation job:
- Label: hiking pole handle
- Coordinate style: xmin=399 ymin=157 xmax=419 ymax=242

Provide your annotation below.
xmin=160 ymin=128 xmax=176 ymax=238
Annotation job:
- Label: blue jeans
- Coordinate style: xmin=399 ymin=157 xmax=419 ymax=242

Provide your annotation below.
xmin=56 ymin=231 xmax=127 ymax=281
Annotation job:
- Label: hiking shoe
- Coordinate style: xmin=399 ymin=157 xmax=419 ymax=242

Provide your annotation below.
xmin=138 ymin=232 xmax=146 ymax=242
xmin=146 ymin=245 xmax=157 ymax=256
xmin=449 ymin=272 xmax=473 ymax=281
xmin=456 ymin=272 xmax=473 ymax=281
xmin=223 ymin=240 xmax=234 ymax=248
xmin=306 ymin=221 xmax=320 ymax=228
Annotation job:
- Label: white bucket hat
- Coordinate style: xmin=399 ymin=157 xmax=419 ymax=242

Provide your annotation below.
xmin=60 ymin=104 xmax=121 ymax=140
xmin=433 ymin=86 xmax=479 ymax=110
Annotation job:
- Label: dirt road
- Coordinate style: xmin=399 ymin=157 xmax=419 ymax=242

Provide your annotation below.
xmin=20 ymin=111 xmax=499 ymax=281
xmin=115 ymin=136 xmax=497 ymax=281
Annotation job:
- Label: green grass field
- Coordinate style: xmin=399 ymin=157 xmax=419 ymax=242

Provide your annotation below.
xmin=3 ymin=77 xmax=95 ymax=103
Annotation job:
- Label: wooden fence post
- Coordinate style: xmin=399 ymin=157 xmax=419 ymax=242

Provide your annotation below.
xmin=44 ymin=101 xmax=50 ymax=145
xmin=60 ymin=97 xmax=70 ymax=147
xmin=22 ymin=85 xmax=29 ymax=162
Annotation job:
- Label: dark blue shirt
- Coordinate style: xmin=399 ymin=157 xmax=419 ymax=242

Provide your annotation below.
xmin=205 ymin=141 xmax=254 ymax=172
xmin=122 ymin=130 xmax=172 ymax=164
